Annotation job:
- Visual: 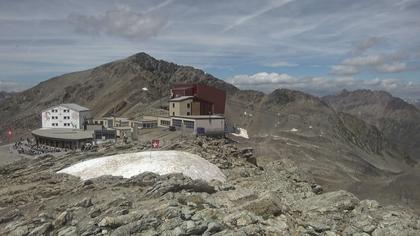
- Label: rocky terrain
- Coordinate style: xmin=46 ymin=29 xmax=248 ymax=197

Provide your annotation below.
xmin=0 ymin=91 xmax=15 ymax=102
xmin=1 ymin=136 xmax=420 ymax=236
xmin=1 ymin=52 xmax=420 ymax=217
xmin=323 ymin=90 xmax=420 ymax=161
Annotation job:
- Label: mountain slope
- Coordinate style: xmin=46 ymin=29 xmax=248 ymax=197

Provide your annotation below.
xmin=323 ymin=89 xmax=420 ymax=160
xmin=227 ymin=88 xmax=420 ymax=211
xmin=0 ymin=53 xmax=237 ymax=143
xmin=0 ymin=53 xmax=418 ymax=211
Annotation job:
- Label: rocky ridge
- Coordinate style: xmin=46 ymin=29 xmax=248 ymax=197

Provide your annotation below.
xmin=323 ymin=89 xmax=420 ymax=161
xmin=1 ymin=137 xmax=419 ymax=236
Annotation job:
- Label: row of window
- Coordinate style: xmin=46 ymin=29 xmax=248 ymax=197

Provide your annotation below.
xmin=52 ymin=123 xmax=72 ymax=127
xmin=171 ymin=103 xmax=191 ymax=108
xmin=171 ymin=119 xmax=195 ymax=129
xmin=51 ymin=116 xmax=71 ymax=120
xmin=184 ymin=120 xmax=194 ymax=129
xmin=172 ymin=112 xmax=190 ymax=116
xmin=160 ymin=120 xmax=171 ymax=126
xmin=51 ymin=109 xmax=70 ymax=113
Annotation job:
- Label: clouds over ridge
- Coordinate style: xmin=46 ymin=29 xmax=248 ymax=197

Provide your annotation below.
xmin=228 ymin=72 xmax=420 ymax=98
xmin=0 ymin=0 xmax=419 ymax=97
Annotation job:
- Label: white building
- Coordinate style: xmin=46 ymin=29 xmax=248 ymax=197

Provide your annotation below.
xmin=171 ymin=115 xmax=225 ymax=135
xmin=42 ymin=103 xmax=91 ymax=129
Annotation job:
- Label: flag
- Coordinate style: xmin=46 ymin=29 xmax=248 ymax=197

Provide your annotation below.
xmin=151 ymin=139 xmax=160 ymax=149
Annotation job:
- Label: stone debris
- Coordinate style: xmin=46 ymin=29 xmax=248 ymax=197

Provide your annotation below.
xmin=0 ymin=136 xmax=419 ymax=235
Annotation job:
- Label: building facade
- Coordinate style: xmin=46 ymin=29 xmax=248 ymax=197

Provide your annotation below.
xmin=171 ymin=115 xmax=225 ymax=135
xmin=42 ymin=103 xmax=91 ymax=129
xmin=170 ymin=84 xmax=226 ymax=115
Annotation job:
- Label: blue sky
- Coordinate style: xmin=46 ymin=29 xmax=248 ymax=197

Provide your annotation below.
xmin=0 ymin=0 xmax=420 ymax=98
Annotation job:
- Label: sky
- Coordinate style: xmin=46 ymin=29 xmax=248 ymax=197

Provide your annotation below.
xmin=0 ymin=0 xmax=420 ymax=98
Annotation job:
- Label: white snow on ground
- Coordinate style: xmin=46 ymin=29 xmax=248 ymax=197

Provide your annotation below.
xmin=231 ymin=128 xmax=249 ymax=139
xmin=142 ymin=87 xmax=148 ymax=91
xmin=290 ymin=128 xmax=298 ymax=132
xmin=57 ymin=151 xmax=226 ymax=182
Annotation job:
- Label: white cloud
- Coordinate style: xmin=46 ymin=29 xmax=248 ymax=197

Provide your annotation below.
xmin=355 ymin=37 xmax=381 ymax=53
xmin=264 ymin=61 xmax=298 ymax=67
xmin=68 ymin=8 xmax=167 ymax=40
xmin=343 ymin=55 xmax=384 ymax=67
xmin=228 ymin=72 xmax=420 ymax=98
xmin=222 ymin=0 xmax=293 ymax=32
xmin=376 ymin=62 xmax=407 ymax=73
xmin=331 ymin=65 xmax=359 ymax=76
xmin=331 ymin=52 xmax=409 ymax=76
xmin=229 ymin=72 xmax=297 ymax=85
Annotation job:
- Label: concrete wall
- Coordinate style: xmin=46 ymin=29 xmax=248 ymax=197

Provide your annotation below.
xmin=78 ymin=110 xmax=92 ymax=129
xmin=192 ymin=101 xmax=201 ymax=115
xmin=195 ymin=118 xmax=225 ymax=133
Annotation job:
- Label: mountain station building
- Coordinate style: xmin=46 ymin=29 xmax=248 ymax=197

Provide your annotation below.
xmin=168 ymin=84 xmax=227 ymax=135
xmin=32 ymin=103 xmax=96 ymax=149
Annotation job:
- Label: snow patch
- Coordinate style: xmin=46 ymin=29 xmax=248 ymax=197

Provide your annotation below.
xmin=290 ymin=128 xmax=298 ymax=132
xmin=231 ymin=128 xmax=249 ymax=139
xmin=57 ymin=151 xmax=225 ymax=182
xmin=142 ymin=87 xmax=148 ymax=91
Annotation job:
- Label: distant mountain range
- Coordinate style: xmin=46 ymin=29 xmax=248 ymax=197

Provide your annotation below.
xmin=1 ymin=52 xmax=420 ymax=212
xmin=405 ymin=98 xmax=420 ymax=109
xmin=323 ymin=89 xmax=420 ymax=161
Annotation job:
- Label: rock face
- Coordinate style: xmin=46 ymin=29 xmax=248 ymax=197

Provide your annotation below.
xmin=226 ymin=87 xmax=419 ymax=212
xmin=323 ymin=89 xmax=420 ymax=161
xmin=1 ymin=136 xmax=419 ymax=235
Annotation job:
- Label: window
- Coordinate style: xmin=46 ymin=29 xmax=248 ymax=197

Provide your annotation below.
xmin=160 ymin=120 xmax=170 ymax=126
xmin=187 ymin=112 xmax=190 ymax=115
xmin=172 ymin=112 xmax=175 ymax=116
xmin=172 ymin=119 xmax=182 ymax=127
xmin=187 ymin=103 xmax=190 ymax=108
xmin=184 ymin=120 xmax=194 ymax=129
xmin=64 ymin=116 xmax=70 ymax=120
xmin=172 ymin=103 xmax=175 ymax=108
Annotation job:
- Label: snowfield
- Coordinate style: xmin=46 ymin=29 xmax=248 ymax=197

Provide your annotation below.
xmin=57 ymin=151 xmax=226 ymax=182
xmin=231 ymin=128 xmax=249 ymax=139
